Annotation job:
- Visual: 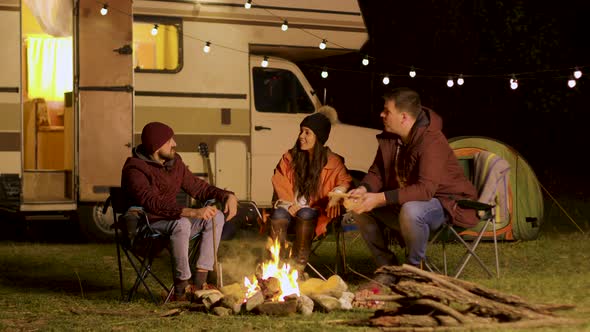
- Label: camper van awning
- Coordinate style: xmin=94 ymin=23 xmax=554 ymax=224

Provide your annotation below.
xmin=250 ymin=44 xmax=358 ymax=62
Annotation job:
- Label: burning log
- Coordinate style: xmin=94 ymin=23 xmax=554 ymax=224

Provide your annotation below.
xmin=348 ymin=264 xmax=580 ymax=330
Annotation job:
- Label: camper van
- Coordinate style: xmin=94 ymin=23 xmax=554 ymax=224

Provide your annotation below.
xmin=0 ymin=0 xmax=379 ymax=241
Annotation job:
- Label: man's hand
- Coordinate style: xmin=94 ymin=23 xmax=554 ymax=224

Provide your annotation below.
xmin=224 ymin=194 xmax=238 ymax=221
xmin=351 ymin=192 xmax=386 ymax=214
xmin=347 ymin=186 xmax=368 ymax=197
xmin=183 ymin=206 xmax=218 ymax=220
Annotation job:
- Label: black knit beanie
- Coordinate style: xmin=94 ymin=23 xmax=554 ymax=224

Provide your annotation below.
xmin=300 ymin=112 xmax=331 ymax=145
xmin=141 ymin=122 xmax=174 ymax=154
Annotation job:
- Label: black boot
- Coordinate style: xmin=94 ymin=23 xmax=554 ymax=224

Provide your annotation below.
xmin=270 ymin=217 xmax=289 ymax=258
xmin=292 ymin=217 xmax=316 ymax=270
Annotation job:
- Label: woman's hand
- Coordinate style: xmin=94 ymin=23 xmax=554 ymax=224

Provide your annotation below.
xmin=326 ymin=205 xmax=342 ymax=219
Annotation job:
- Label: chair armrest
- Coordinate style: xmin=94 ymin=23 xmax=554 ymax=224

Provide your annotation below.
xmin=457 ymin=199 xmax=493 ymax=211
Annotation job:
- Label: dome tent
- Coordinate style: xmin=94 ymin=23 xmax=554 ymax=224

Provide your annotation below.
xmin=450 ymin=136 xmax=543 ymax=241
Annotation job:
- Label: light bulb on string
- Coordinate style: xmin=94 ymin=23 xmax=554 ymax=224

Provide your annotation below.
xmin=100 ymin=4 xmax=108 ymax=16
xmin=281 ymin=20 xmax=288 ymax=31
xmin=457 ymin=74 xmax=464 ymax=86
xmin=409 ymin=66 xmax=416 ymax=78
xmin=382 ymin=75 xmax=390 ymax=85
xmin=261 ymin=56 xmax=268 ymax=67
xmin=573 ymin=67 xmax=582 ymax=79
xmin=151 ymin=24 xmax=159 ymax=36
xmin=244 ymin=0 xmax=252 ymax=9
xmin=446 ymin=77 xmax=454 ymax=88
xmin=203 ymin=41 xmax=211 ymax=53
xmin=568 ymin=76 xmax=577 ymax=88
xmin=321 ymin=67 xmax=328 ymax=79
xmin=361 ymin=55 xmax=369 ymax=66
xmin=319 ymin=39 xmax=327 ymax=50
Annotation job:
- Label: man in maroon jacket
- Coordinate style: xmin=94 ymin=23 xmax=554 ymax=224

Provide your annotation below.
xmin=348 ymin=87 xmax=478 ymax=270
xmin=121 ymin=122 xmax=238 ymax=300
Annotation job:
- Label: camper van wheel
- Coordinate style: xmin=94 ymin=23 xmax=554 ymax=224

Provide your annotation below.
xmin=78 ymin=202 xmax=115 ymax=242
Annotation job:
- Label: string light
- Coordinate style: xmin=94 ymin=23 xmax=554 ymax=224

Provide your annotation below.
xmin=319 ymin=39 xmax=327 ymax=50
xmin=382 ymin=75 xmax=390 ymax=85
xmin=457 ymin=74 xmax=464 ymax=86
xmin=244 ymin=0 xmax=251 ymax=9
xmin=100 ymin=4 xmax=108 ymax=16
xmin=510 ymin=75 xmax=519 ymax=90
xmin=573 ymin=67 xmax=582 ymax=79
xmin=151 ymin=24 xmax=158 ymax=36
xmin=409 ymin=66 xmax=416 ymax=78
xmin=281 ymin=20 xmax=288 ymax=31
xmin=261 ymin=56 xmax=269 ymax=67
xmin=321 ymin=67 xmax=328 ymax=78
xmin=203 ymin=41 xmax=211 ymax=53
xmin=446 ymin=77 xmax=454 ymax=87
xmin=361 ymin=55 xmax=369 ymax=66
xmin=568 ymin=76 xmax=577 ymax=88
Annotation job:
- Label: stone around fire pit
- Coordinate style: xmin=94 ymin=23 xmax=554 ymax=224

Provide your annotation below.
xmin=254 ymin=297 xmax=298 ymax=316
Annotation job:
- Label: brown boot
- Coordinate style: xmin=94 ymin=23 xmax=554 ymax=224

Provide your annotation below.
xmin=292 ymin=217 xmax=316 ymax=269
xmin=270 ymin=218 xmax=289 ymax=258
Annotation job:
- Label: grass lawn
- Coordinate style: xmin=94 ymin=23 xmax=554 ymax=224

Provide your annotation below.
xmin=1 ymin=198 xmax=589 ymax=331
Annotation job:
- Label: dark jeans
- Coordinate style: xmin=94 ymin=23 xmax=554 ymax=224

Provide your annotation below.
xmin=352 ymin=198 xmax=447 ymax=267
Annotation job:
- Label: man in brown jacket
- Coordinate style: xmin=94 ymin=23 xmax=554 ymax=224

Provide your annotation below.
xmin=121 ymin=122 xmax=238 ymax=300
xmin=349 ymin=87 xmax=478 ymax=269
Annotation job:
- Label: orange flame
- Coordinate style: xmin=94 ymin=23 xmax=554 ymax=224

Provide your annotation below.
xmin=243 ymin=237 xmax=300 ymax=302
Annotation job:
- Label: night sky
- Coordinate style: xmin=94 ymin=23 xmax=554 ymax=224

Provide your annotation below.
xmin=299 ymin=0 xmax=590 ymax=195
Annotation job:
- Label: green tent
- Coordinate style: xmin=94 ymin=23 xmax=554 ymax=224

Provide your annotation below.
xmin=449 ymin=136 xmax=543 ymax=241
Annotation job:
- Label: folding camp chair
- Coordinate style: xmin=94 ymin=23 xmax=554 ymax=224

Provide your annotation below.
xmin=425 ymin=156 xmax=503 ymax=278
xmin=104 ymin=187 xmax=201 ymax=304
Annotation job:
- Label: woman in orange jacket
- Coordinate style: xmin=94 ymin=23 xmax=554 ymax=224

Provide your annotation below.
xmin=270 ymin=107 xmax=352 ymax=271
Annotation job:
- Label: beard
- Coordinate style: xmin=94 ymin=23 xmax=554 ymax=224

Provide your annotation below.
xmin=157 ymin=148 xmax=176 ymax=161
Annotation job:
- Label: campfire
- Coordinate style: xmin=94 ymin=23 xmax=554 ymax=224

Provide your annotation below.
xmin=183 ymin=236 xmax=355 ymax=316
xmin=243 ymin=237 xmax=300 ymax=303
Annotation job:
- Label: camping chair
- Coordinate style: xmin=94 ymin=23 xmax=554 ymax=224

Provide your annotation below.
xmin=425 ymin=156 xmax=503 ymax=278
xmin=105 ymin=187 xmax=202 ymax=304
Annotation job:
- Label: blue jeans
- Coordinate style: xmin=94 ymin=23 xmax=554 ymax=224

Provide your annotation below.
xmin=352 ymin=198 xmax=447 ymax=266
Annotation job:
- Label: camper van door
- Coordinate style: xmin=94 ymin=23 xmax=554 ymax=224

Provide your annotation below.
xmin=76 ymin=0 xmax=134 ymax=202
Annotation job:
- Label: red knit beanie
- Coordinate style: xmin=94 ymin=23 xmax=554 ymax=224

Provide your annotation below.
xmin=141 ymin=122 xmax=174 ymax=154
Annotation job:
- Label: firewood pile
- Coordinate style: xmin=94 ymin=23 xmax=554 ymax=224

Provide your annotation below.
xmin=348 ymin=264 xmax=580 ymax=331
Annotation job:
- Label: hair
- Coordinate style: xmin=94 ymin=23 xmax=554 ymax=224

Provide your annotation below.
xmin=289 ymin=138 xmax=328 ymax=201
xmin=383 ymin=87 xmax=422 ymax=118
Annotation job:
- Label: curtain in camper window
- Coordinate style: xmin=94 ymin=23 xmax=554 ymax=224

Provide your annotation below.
xmin=26 ymin=36 xmax=73 ymax=102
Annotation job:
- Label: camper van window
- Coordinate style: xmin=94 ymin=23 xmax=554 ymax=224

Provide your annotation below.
xmin=133 ymin=16 xmax=183 ymax=73
xmin=253 ymin=67 xmax=314 ymax=114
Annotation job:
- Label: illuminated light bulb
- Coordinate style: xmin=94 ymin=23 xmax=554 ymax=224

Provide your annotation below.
xmin=281 ymin=20 xmax=288 ymax=31
xmin=382 ymin=76 xmax=390 ymax=85
xmin=447 ymin=78 xmax=454 ymax=87
xmin=510 ymin=74 xmax=518 ymax=89
xmin=409 ymin=66 xmax=416 ymax=78
xmin=573 ymin=67 xmax=582 ymax=79
xmin=261 ymin=56 xmax=268 ymax=67
xmin=203 ymin=41 xmax=211 ymax=53
xmin=361 ymin=55 xmax=369 ymax=66
xmin=245 ymin=0 xmax=251 ymax=9
xmin=100 ymin=4 xmax=108 ymax=16
xmin=568 ymin=77 xmax=577 ymax=88
xmin=457 ymin=74 xmax=464 ymax=86
xmin=319 ymin=39 xmax=327 ymax=50
xmin=321 ymin=67 xmax=328 ymax=78
xmin=151 ymin=24 xmax=159 ymax=36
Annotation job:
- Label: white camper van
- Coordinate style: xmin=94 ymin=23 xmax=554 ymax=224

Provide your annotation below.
xmin=0 ymin=0 xmax=379 ymax=241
